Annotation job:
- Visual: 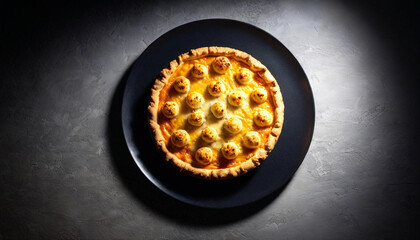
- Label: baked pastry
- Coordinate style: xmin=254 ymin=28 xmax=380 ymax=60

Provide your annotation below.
xmin=191 ymin=64 xmax=208 ymax=79
xmin=170 ymin=130 xmax=190 ymax=148
xmin=236 ymin=68 xmax=253 ymax=85
xmin=224 ymin=117 xmax=243 ymax=134
xmin=201 ymin=127 xmax=218 ymax=143
xmin=208 ymin=81 xmax=225 ymax=97
xmin=228 ymin=90 xmax=246 ymax=107
xmin=242 ymin=131 xmax=261 ymax=149
xmin=221 ymin=142 xmax=240 ymax=160
xmin=254 ymin=108 xmax=273 ymax=127
xmin=195 ymin=147 xmax=213 ymax=165
xmin=161 ymin=101 xmax=179 ymax=119
xmin=186 ymin=92 xmax=204 ymax=109
xmin=148 ymin=46 xmax=284 ymax=180
xmin=211 ymin=102 xmax=226 ymax=118
xmin=251 ymin=88 xmax=268 ymax=103
xmin=212 ymin=56 xmax=231 ymax=74
xmin=188 ymin=109 xmax=206 ymax=126
xmin=173 ymin=76 xmax=190 ymax=93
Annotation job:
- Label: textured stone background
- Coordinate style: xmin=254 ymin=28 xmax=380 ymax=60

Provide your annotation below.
xmin=1 ymin=0 xmax=419 ymax=239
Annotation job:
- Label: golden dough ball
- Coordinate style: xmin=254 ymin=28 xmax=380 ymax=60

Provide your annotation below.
xmin=173 ymin=76 xmax=190 ymax=93
xmin=188 ymin=109 xmax=206 ymax=126
xmin=201 ymin=127 xmax=218 ymax=143
xmin=242 ymin=131 xmax=261 ymax=149
xmin=208 ymin=81 xmax=225 ymax=97
xmin=191 ymin=63 xmax=208 ymax=79
xmin=221 ymin=142 xmax=240 ymax=160
xmin=254 ymin=108 xmax=273 ymax=127
xmin=228 ymin=90 xmax=246 ymax=107
xmin=161 ymin=101 xmax=179 ymax=118
xmin=236 ymin=68 xmax=253 ymax=85
xmin=186 ymin=92 xmax=204 ymax=109
xmin=171 ymin=130 xmax=190 ymax=147
xmin=195 ymin=147 xmax=213 ymax=165
xmin=212 ymin=56 xmax=231 ymax=74
xmin=224 ymin=117 xmax=243 ymax=134
xmin=251 ymin=88 xmax=268 ymax=103
xmin=211 ymin=102 xmax=226 ymax=119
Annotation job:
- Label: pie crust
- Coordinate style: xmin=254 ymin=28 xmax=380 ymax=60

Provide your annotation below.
xmin=148 ymin=46 xmax=284 ymax=180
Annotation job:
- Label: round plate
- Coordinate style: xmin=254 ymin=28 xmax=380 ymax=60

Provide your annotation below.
xmin=121 ymin=19 xmax=315 ymax=208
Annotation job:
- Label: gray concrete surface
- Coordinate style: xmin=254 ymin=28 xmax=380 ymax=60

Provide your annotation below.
xmin=1 ymin=0 xmax=419 ymax=239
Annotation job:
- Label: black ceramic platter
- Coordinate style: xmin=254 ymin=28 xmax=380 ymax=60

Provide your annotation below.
xmin=121 ymin=19 xmax=315 ymax=208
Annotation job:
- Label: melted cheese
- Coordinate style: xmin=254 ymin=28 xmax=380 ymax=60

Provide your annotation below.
xmin=158 ymin=56 xmax=275 ymax=169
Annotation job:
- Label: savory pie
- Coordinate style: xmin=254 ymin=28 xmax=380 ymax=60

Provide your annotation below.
xmin=148 ymin=46 xmax=284 ymax=180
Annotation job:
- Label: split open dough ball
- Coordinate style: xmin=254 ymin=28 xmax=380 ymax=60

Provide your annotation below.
xmin=161 ymin=101 xmax=179 ymax=118
xmin=224 ymin=117 xmax=243 ymax=134
xmin=242 ymin=131 xmax=261 ymax=149
xmin=212 ymin=56 xmax=231 ymax=74
xmin=221 ymin=142 xmax=240 ymax=160
xmin=173 ymin=76 xmax=190 ymax=93
xmin=186 ymin=92 xmax=204 ymax=109
xmin=201 ymin=127 xmax=218 ymax=143
xmin=188 ymin=109 xmax=206 ymax=126
xmin=171 ymin=130 xmax=190 ymax=147
xmin=236 ymin=68 xmax=253 ymax=85
xmin=195 ymin=147 xmax=213 ymax=165
xmin=191 ymin=63 xmax=208 ymax=79
xmin=254 ymin=108 xmax=273 ymax=127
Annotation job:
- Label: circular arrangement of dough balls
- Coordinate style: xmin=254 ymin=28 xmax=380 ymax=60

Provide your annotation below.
xmin=191 ymin=63 xmax=208 ymax=79
xmin=254 ymin=108 xmax=273 ymax=127
xmin=228 ymin=90 xmax=246 ymax=107
xmin=236 ymin=68 xmax=253 ymax=85
xmin=173 ymin=76 xmax=190 ymax=93
xmin=171 ymin=130 xmax=190 ymax=147
xmin=208 ymin=81 xmax=225 ymax=97
xmin=211 ymin=102 xmax=226 ymax=118
xmin=161 ymin=101 xmax=179 ymax=118
xmin=242 ymin=131 xmax=261 ymax=149
xmin=212 ymin=56 xmax=231 ymax=74
xmin=195 ymin=147 xmax=213 ymax=165
xmin=201 ymin=127 xmax=218 ymax=143
xmin=188 ymin=109 xmax=206 ymax=126
xmin=224 ymin=117 xmax=243 ymax=134
xmin=221 ymin=142 xmax=240 ymax=160
xmin=251 ymin=88 xmax=268 ymax=103
xmin=186 ymin=92 xmax=204 ymax=109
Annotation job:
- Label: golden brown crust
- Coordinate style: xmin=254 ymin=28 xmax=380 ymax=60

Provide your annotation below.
xmin=148 ymin=46 xmax=284 ymax=180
